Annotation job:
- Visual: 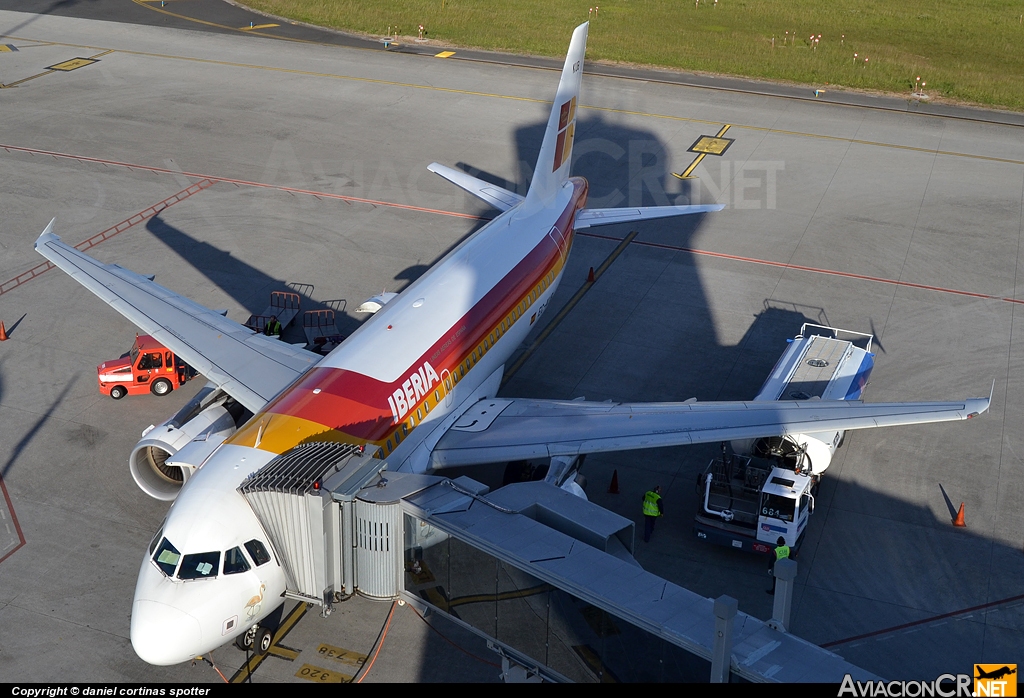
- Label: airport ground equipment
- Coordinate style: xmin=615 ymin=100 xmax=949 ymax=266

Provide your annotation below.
xmin=244 ymin=290 xmax=301 ymax=334
xmin=235 ymin=441 xmax=880 ymax=682
xmin=303 ymin=304 xmax=343 ymax=348
xmin=695 ymin=324 xmax=874 ymax=553
xmin=97 ymin=334 xmax=195 ymax=399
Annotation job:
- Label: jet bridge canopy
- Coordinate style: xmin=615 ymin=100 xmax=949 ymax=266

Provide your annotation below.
xmin=399 ymin=478 xmax=881 ymax=683
xmin=237 ymin=446 xmax=881 ymax=682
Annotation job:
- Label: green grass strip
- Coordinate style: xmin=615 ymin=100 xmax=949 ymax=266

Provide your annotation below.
xmin=241 ymin=0 xmax=1024 ymax=111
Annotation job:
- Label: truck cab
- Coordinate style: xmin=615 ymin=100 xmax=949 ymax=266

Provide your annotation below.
xmin=756 ymin=467 xmax=814 ymax=550
xmin=98 ymin=335 xmax=193 ymax=399
xmin=695 ymin=455 xmax=814 ymax=553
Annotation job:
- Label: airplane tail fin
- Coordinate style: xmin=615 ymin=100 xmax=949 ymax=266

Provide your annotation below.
xmin=522 ymin=22 xmax=588 ymax=211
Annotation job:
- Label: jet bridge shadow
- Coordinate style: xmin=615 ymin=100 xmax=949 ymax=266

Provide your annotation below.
xmin=498 ymin=113 xmax=801 ymax=405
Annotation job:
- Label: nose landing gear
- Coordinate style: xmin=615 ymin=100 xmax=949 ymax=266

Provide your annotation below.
xmin=235 ymin=624 xmax=274 ymax=656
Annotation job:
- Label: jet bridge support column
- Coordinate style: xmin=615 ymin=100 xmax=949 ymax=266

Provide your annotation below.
xmin=769 ymin=558 xmax=797 ymax=632
xmin=711 ymin=595 xmax=737 ymax=683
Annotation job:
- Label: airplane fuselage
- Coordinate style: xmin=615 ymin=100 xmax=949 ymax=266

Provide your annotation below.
xmin=131 ymin=177 xmax=589 ymax=664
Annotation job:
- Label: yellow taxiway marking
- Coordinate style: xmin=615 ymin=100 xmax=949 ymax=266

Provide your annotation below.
xmin=674 ymin=124 xmax=732 ymax=179
xmin=316 ymin=643 xmax=367 ymax=670
xmin=268 ymin=645 xmax=300 ymax=661
xmin=229 ymin=602 xmax=308 ymax=683
xmin=46 ymin=57 xmax=98 ymax=71
xmin=574 ymin=645 xmax=619 ymax=683
xmin=0 ymin=44 xmax=17 ymax=52
xmin=0 ymin=33 xmax=1022 ymax=169
xmin=434 ymin=50 xmax=456 ymax=58
xmin=241 ymin=24 xmax=279 ymax=31
xmin=1 ymin=49 xmax=110 ymax=88
xmin=295 ymin=663 xmax=350 ymax=683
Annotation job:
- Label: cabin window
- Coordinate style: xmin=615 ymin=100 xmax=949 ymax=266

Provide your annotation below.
xmin=402 ymin=423 xmax=409 ymax=436
xmin=459 ymin=365 xmax=465 ymax=378
xmin=245 ymin=539 xmax=272 ymax=567
xmin=490 ymin=332 xmax=495 ymax=344
xmin=178 ymin=551 xmax=220 ymax=580
xmin=153 ymin=538 xmax=180 ymax=577
xmin=417 ymin=408 xmax=423 ymax=420
xmin=435 ymin=390 xmax=440 ymax=402
xmin=386 ymin=438 xmax=392 ymax=451
xmin=224 ymin=547 xmax=250 ymax=575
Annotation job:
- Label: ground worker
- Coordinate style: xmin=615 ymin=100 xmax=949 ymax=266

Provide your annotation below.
xmin=264 ymin=315 xmax=282 ymax=338
xmin=642 ymin=485 xmax=663 ymax=543
xmin=767 ymin=536 xmax=790 ymax=594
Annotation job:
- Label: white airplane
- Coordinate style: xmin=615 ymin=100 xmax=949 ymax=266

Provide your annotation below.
xmin=35 ymin=22 xmax=989 ymax=666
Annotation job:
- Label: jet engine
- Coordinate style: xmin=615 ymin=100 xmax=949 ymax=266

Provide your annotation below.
xmin=129 ymin=384 xmax=248 ymax=501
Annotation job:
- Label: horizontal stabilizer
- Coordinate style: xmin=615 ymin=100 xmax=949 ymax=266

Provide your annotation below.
xmin=574 ymin=204 xmax=725 ymax=229
xmin=427 ymin=163 xmax=523 ymax=212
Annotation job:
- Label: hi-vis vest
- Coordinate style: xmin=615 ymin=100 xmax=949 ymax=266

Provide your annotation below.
xmin=643 ymin=491 xmax=661 ymax=517
xmin=775 ymin=545 xmax=791 ymax=561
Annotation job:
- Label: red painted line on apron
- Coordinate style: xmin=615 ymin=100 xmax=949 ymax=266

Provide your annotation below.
xmin=0 ymin=476 xmax=26 ymax=566
xmin=578 ymin=231 xmax=1024 ymax=305
xmin=0 ymin=179 xmax=213 ymax=297
xmin=821 ymin=592 xmax=1024 ymax=648
xmin=0 ymin=143 xmax=487 ymax=221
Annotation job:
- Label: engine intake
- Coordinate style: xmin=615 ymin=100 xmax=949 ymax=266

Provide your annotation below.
xmin=129 ymin=385 xmax=246 ymax=500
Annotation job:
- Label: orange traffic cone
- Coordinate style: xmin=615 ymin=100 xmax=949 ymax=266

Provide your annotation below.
xmin=608 ymin=469 xmax=619 ymax=494
xmin=0 ymin=322 xmax=7 ymax=341
xmin=587 ymin=267 xmax=595 ymax=283
xmin=953 ymin=502 xmax=966 ymax=527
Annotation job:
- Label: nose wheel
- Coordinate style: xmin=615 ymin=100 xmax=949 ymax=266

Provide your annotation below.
xmin=235 ymin=624 xmax=273 ymax=655
xmin=256 ymin=627 xmax=274 ymax=655
xmin=235 ymin=625 xmax=258 ymax=652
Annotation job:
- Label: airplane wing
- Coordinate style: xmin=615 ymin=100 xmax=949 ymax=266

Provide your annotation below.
xmin=34 ymin=221 xmax=320 ymax=413
xmin=429 ymin=396 xmax=990 ymax=468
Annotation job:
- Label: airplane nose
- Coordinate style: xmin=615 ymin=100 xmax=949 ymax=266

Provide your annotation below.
xmin=131 ymin=599 xmax=203 ymax=666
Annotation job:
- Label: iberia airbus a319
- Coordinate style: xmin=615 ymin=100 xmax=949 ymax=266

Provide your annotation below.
xmin=34 ymin=22 xmax=989 ymax=665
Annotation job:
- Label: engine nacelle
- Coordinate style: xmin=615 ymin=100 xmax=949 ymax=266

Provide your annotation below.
xmin=732 ymin=430 xmax=841 ymax=476
xmin=129 ymin=386 xmax=244 ymax=501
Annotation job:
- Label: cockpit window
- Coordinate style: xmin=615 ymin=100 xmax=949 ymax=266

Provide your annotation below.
xmin=244 ymin=539 xmax=272 ymax=567
xmin=153 ymin=538 xmax=181 ymax=577
xmin=223 ymin=547 xmax=250 ymax=575
xmin=149 ymin=526 xmax=164 ymax=556
xmin=178 ymin=551 xmax=220 ymax=580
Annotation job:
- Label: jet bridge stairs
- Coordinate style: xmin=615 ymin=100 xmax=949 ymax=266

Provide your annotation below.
xmin=238 ymin=441 xmax=879 ymax=683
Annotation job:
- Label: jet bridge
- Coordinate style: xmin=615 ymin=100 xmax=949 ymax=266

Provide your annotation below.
xmin=238 ymin=442 xmax=880 ymax=682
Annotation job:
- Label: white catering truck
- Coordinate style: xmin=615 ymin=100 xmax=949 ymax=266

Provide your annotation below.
xmin=693 ymin=324 xmax=874 ymax=554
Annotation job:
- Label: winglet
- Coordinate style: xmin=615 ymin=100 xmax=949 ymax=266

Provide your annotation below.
xmin=966 ymin=382 xmax=994 ymax=418
xmin=34 ymin=218 xmax=58 ymax=248
xmin=522 ymin=22 xmax=588 ymax=211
